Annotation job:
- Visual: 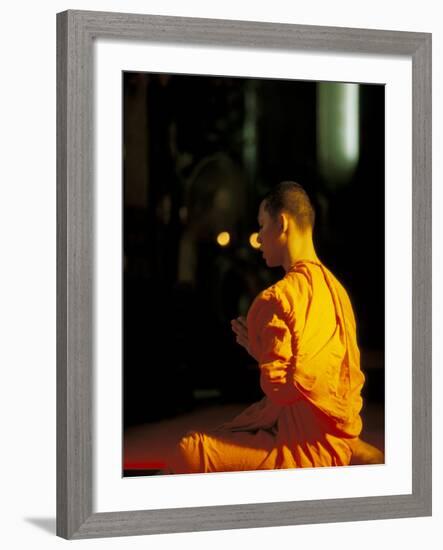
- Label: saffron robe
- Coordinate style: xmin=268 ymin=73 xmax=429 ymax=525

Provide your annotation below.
xmin=170 ymin=260 xmax=366 ymax=473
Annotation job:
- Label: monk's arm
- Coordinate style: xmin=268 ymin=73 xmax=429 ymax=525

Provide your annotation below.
xmin=248 ymin=293 xmax=302 ymax=406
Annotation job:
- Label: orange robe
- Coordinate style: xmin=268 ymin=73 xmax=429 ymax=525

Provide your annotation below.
xmin=170 ymin=260 xmax=366 ymax=473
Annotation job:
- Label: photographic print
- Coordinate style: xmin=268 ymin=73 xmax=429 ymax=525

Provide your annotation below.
xmin=57 ymin=11 xmax=431 ymax=538
xmin=122 ymin=72 xmax=385 ymax=477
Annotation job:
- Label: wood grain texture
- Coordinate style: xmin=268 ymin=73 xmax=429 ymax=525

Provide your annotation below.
xmin=411 ymin=34 xmax=432 ymax=511
xmin=56 ymin=9 xmax=432 ymax=539
xmin=57 ymin=10 xmax=93 ymax=539
xmin=56 ymin=11 xmax=68 ymax=538
xmin=65 ymin=9 xmax=427 ymax=54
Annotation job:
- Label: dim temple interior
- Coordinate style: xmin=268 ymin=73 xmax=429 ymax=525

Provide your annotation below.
xmin=122 ymin=72 xmax=385 ymax=476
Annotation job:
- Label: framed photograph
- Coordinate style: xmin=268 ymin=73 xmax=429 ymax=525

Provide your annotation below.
xmin=57 ymin=9 xmax=431 ymax=539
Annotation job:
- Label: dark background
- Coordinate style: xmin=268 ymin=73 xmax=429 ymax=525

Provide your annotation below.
xmin=123 ymin=72 xmax=385 ymax=429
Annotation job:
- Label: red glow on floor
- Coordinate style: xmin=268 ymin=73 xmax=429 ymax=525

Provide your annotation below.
xmin=124 ymin=460 xmax=167 ymax=470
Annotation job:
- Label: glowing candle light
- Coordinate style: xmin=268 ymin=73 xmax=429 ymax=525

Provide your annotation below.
xmin=217 ymin=231 xmax=230 ymax=247
xmin=249 ymin=232 xmax=260 ymax=249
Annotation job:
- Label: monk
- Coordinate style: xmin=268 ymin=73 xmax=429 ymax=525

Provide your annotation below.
xmin=168 ymin=181 xmax=383 ymax=474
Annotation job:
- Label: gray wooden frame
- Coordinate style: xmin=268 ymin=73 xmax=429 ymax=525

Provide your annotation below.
xmin=56 ymin=9 xmax=432 ymax=540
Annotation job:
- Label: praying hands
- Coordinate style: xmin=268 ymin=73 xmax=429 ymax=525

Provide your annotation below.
xmin=231 ymin=316 xmax=258 ymax=361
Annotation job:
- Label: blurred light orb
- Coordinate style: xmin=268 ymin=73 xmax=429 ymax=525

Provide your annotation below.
xmin=249 ymin=232 xmax=260 ymax=249
xmin=217 ymin=231 xmax=230 ymax=247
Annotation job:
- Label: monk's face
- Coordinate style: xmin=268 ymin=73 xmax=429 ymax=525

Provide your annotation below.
xmin=257 ymin=201 xmax=283 ymax=267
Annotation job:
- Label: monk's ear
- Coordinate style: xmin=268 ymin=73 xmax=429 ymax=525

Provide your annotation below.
xmin=279 ymin=212 xmax=289 ymax=234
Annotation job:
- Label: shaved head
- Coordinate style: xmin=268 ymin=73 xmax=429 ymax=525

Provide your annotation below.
xmin=262 ymin=181 xmax=315 ymax=232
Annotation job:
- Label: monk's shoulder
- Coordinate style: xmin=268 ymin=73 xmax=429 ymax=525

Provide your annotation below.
xmin=248 ymin=265 xmax=315 ymax=320
xmin=250 ymin=283 xmax=279 ymax=310
xmin=251 ymin=273 xmax=309 ymax=318
xmin=280 ymin=270 xmax=312 ymax=310
xmin=247 ymin=281 xmax=287 ymax=325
